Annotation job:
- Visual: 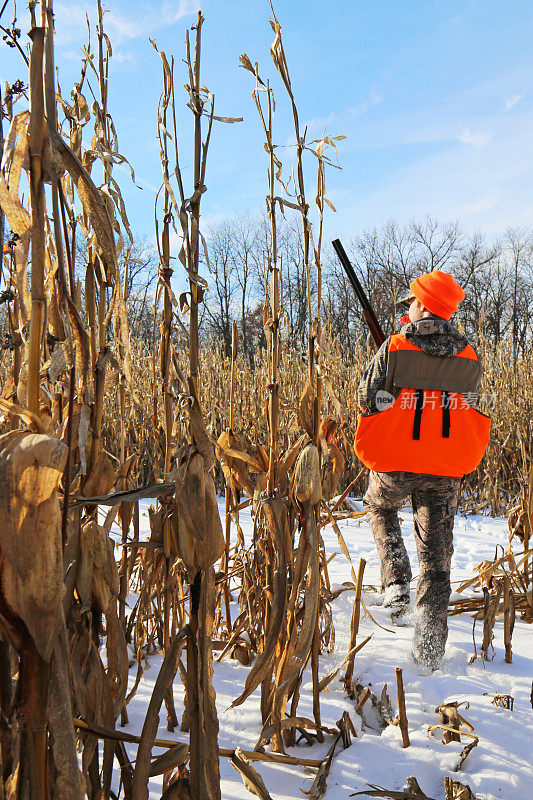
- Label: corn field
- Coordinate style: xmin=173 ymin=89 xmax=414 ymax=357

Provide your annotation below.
xmin=0 ymin=3 xmax=531 ymax=800
xmin=79 ymin=329 xmax=530 ymax=516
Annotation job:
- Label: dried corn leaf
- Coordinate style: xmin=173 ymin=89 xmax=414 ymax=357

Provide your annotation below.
xmin=48 ymin=340 xmax=69 ymax=383
xmin=161 ymin=780 xmax=193 ymax=800
xmin=49 ymin=612 xmax=86 ymax=800
xmin=481 ymin=584 xmax=502 ymax=660
xmin=229 ymin=748 xmax=272 ymax=800
xmin=319 ymin=418 xmax=345 ymax=501
xmin=50 ymin=130 xmax=118 ymax=283
xmin=0 ymin=398 xmax=47 ymax=432
xmin=2 ymin=110 xmax=30 ymax=198
xmin=435 ymin=702 xmax=462 ymax=742
xmin=351 ymin=784 xmax=436 ymax=799
xmin=0 ymin=170 xmax=31 ymax=237
xmin=216 ymin=430 xmax=255 ymax=498
xmin=298 ymin=381 xmax=315 ymax=439
xmin=270 ymin=508 xmax=320 ymax=728
xmin=82 ymin=450 xmax=116 ymax=497
xmin=255 ymin=716 xmax=337 ymax=750
xmin=149 ymin=743 xmax=189 ymax=777
xmin=318 ymin=635 xmax=373 ymax=692
xmin=308 ymin=727 xmax=344 ymax=800
xmin=275 ymin=433 xmax=305 ymax=487
xmin=229 ymin=499 xmax=287 ymax=709
xmin=217 ymin=443 xmax=264 ymax=474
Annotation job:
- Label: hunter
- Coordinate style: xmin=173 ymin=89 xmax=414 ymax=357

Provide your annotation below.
xmin=354 ymin=271 xmax=490 ymax=671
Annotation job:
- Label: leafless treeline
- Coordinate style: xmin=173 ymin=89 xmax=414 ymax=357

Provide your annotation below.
xmin=326 ymin=219 xmax=533 ymax=358
xmin=113 ymin=215 xmax=533 ymax=360
xmin=6 ymin=214 xmax=529 ymax=364
xmin=206 ymin=215 xmax=533 ymax=357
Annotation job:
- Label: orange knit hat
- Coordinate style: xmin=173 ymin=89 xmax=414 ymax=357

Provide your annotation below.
xmin=408 ymin=271 xmax=465 ymax=320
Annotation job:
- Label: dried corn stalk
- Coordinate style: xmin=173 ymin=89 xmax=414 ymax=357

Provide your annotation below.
xmin=148 ymin=11 xmax=241 ymax=798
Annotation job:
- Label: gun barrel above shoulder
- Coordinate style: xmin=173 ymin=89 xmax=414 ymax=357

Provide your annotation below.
xmin=332 ymin=238 xmax=386 ymax=348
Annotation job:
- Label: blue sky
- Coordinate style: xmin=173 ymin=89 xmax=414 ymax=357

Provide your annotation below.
xmin=2 ymin=0 xmax=533 ymax=248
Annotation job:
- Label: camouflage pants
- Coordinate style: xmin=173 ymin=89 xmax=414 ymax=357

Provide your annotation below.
xmin=363 ymin=470 xmax=461 ymax=668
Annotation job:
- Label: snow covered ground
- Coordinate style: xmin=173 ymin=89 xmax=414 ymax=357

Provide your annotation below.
xmin=117 ymin=499 xmax=533 ymax=799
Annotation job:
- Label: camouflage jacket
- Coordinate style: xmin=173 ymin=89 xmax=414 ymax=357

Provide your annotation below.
xmin=358 ymin=316 xmax=481 ymax=415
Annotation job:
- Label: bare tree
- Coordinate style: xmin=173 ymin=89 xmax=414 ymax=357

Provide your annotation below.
xmin=455 ymin=232 xmax=501 ymax=345
xmin=124 ymin=236 xmax=158 ymax=343
xmin=410 ymin=217 xmax=462 ymax=272
xmin=504 ymin=228 xmax=533 ymax=360
xmin=204 ymin=219 xmax=238 ymax=353
xmin=232 ymin=212 xmax=259 ymax=355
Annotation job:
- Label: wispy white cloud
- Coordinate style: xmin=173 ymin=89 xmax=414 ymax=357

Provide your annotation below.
xmin=346 ymin=92 xmax=383 ymax=122
xmin=161 ymin=0 xmax=200 ymax=25
xmin=53 ymin=4 xmax=131 ymax=48
xmin=304 ymin=91 xmax=382 ymax=137
xmin=504 ymin=93 xmax=524 ymax=111
xmin=402 ymin=125 xmax=455 ymax=146
xmin=59 ymin=48 xmax=85 ymax=62
xmin=113 ymin=49 xmax=139 ymax=67
xmin=457 ymin=128 xmax=492 ymax=147
xmin=114 ymin=162 xmax=160 ymax=194
xmin=447 ymin=0 xmax=477 ymax=28
xmin=339 ymin=69 xmax=532 ymax=153
xmin=53 ymin=1 xmax=200 ymax=49
xmin=329 ymin=103 xmax=533 ymax=238
xmin=456 ymin=196 xmax=499 ymax=217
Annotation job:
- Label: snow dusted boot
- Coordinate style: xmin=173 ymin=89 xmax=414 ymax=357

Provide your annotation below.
xmin=412 ymin=610 xmax=447 ymax=672
xmin=383 ymin=581 xmax=410 ymax=609
xmin=412 ymin=567 xmax=452 ymax=671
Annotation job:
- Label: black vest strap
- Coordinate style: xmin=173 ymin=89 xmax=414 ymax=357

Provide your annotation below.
xmin=442 ymin=390 xmax=451 ymax=438
xmin=412 ymin=389 xmax=424 ymax=440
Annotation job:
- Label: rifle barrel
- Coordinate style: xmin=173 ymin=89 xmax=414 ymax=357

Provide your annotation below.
xmin=332 ymin=239 xmax=386 ymax=348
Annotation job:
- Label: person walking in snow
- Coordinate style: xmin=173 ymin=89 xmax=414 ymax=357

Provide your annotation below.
xmin=354 ymin=271 xmax=490 ymax=671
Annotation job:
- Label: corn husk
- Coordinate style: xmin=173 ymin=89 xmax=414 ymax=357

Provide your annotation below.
xmin=172 ymin=444 xmax=225 ymax=579
xmin=293 ymin=442 xmax=322 ymax=507
xmin=77 ymin=519 xmax=120 ymax=613
xmin=0 ymin=430 xmax=67 ymax=660
xmin=82 ymin=450 xmax=116 ymax=497
xmin=319 ymin=417 xmax=345 ymax=501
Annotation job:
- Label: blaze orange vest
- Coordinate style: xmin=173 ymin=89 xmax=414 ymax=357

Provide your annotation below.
xmin=354 ymin=333 xmax=491 ymax=477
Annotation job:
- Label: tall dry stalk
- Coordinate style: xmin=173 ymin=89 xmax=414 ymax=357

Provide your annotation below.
xmin=149 ymin=11 xmax=241 ymax=798
xmin=26 ymin=25 xmax=45 ymax=416
xmin=235 ymin=10 xmax=344 ymax=749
